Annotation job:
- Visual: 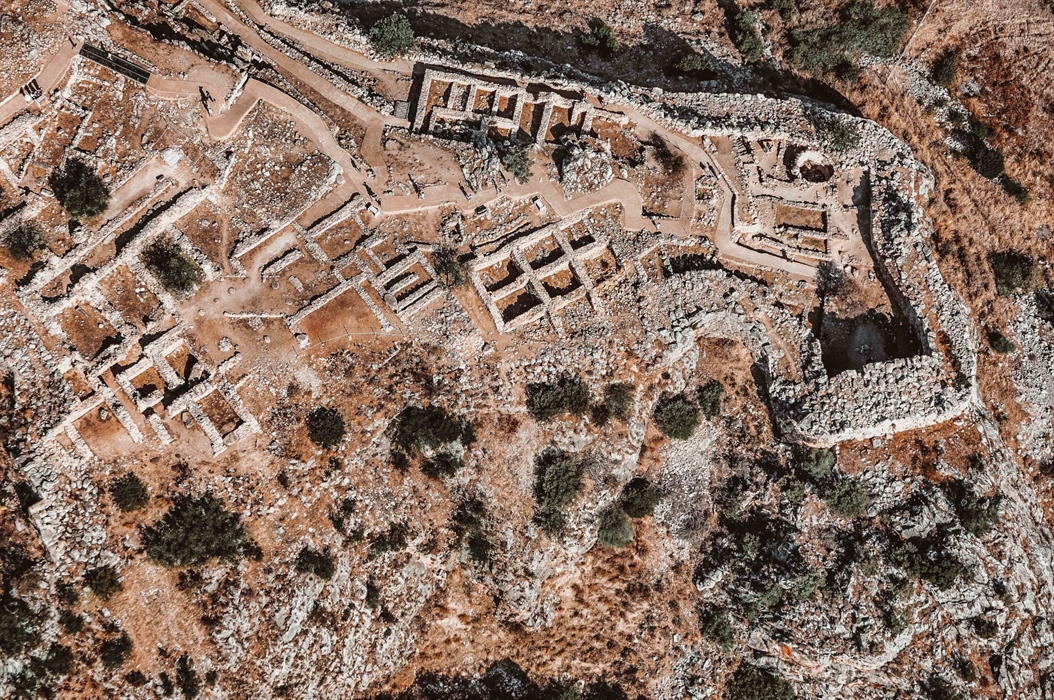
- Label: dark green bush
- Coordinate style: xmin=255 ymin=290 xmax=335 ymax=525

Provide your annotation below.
xmin=160 ymin=672 xmax=176 ymax=695
xmin=502 ymin=147 xmax=533 ymax=184
xmin=57 ymin=581 xmax=78 ymax=607
xmin=768 ymin=0 xmax=796 ymax=20
xmin=813 ymin=115 xmax=861 ymax=152
xmin=125 ymin=670 xmax=149 ymax=687
xmin=891 ymin=531 xmax=965 ymax=589
xmin=988 ymin=251 xmax=1036 ymax=297
xmin=798 ymin=447 xmax=836 ymax=482
xmin=364 ymin=580 xmax=381 ymax=609
xmin=674 ymin=53 xmax=711 ymax=75
xmin=620 ymin=477 xmax=661 ymax=518
xmin=597 ymin=506 xmax=633 ymax=547
xmin=100 ymin=631 xmax=132 ymax=669
xmin=85 ymin=565 xmax=123 ymax=601
xmin=931 ymin=51 xmax=959 ymax=88
xmin=41 ymin=642 xmax=74 ymax=677
xmin=533 ymin=450 xmax=583 ymax=534
xmin=731 ymin=11 xmax=765 ymax=64
xmin=369 ymin=13 xmax=414 ymax=58
xmin=392 ymin=405 xmax=475 ymax=454
xmin=1036 ymin=289 xmax=1054 ymax=324
xmin=947 ymin=482 xmax=1001 ymax=537
xmin=295 ymin=547 xmax=335 ymax=580
xmin=467 ymin=533 xmax=493 ymax=565
xmin=698 ymin=605 xmax=735 ymax=651
xmin=526 ymin=376 xmax=591 ymax=422
xmin=698 ymin=380 xmax=724 ymax=419
xmin=653 ymin=394 xmax=700 ymax=439
xmin=821 ymin=477 xmax=870 ymax=519
xmin=726 ymin=664 xmax=796 ymax=700
xmin=433 ymin=245 xmax=467 ymax=287
xmin=969 ymin=145 xmax=1005 ymax=179
xmin=453 ymin=497 xmax=492 ymax=565
xmin=789 ymin=1 xmax=907 ymax=77
xmin=603 ymin=382 xmax=636 ymax=422
xmin=369 ymin=523 xmax=409 ymax=558
xmin=579 ymin=21 xmax=618 ymax=54
xmin=925 ymin=676 xmax=967 ymax=700
xmin=143 ymin=242 xmax=203 ymax=294
xmin=420 ymin=450 xmax=465 ymax=479
xmin=49 ymin=157 xmax=111 ymax=220
xmin=143 ymin=494 xmax=254 ymax=567
xmin=175 ymin=653 xmax=199 ymax=699
xmin=109 ymin=472 xmax=149 ymax=512
xmin=306 ymin=407 xmax=345 ymax=448
xmin=0 ymin=592 xmax=38 ymax=655
xmin=3 ymin=222 xmax=43 ymax=260
xmin=1000 ymin=177 xmax=1031 ymax=205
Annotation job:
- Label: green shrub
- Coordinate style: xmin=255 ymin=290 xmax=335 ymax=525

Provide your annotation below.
xmin=143 ymin=242 xmax=203 ymax=294
xmin=41 ymin=642 xmax=73 ymax=677
xmin=579 ymin=21 xmax=618 ymax=54
xmin=369 ymin=523 xmax=409 ymax=558
xmin=620 ymin=477 xmax=661 ymax=518
xmin=3 ymin=222 xmax=43 ymax=260
xmin=533 ymin=450 xmax=583 ymax=534
xmin=698 ymin=605 xmax=735 ymax=651
xmin=597 ymin=506 xmax=633 ymax=547
xmin=821 ymin=477 xmax=870 ymax=519
xmin=100 ymin=631 xmax=132 ymax=669
xmin=433 ymin=245 xmax=467 ymax=287
xmin=0 ymin=592 xmax=38 ymax=655
xmin=768 ymin=0 xmax=796 ymax=20
xmin=364 ymin=580 xmax=381 ymax=609
xmin=947 ymin=482 xmax=1001 ymax=537
xmin=49 ymin=157 xmax=111 ymax=220
xmin=988 ymin=251 xmax=1036 ymax=297
xmin=160 ymin=672 xmax=176 ymax=695
xmin=526 ymin=376 xmax=591 ymax=422
xmin=1000 ymin=177 xmax=1031 ymax=205
xmin=143 ymin=494 xmax=254 ymax=567
xmin=420 ymin=450 xmax=464 ymax=479
xmin=726 ymin=664 xmax=796 ymax=700
xmin=969 ymin=146 xmax=1005 ymax=179
xmin=674 ymin=53 xmax=711 ymax=75
xmin=85 ymin=565 xmax=123 ymax=601
xmin=925 ymin=676 xmax=967 ymax=700
xmin=369 ymin=13 xmax=414 ymax=58
xmin=798 ymin=447 xmax=836 ymax=482
xmin=812 ymin=115 xmax=861 ymax=152
xmin=392 ymin=405 xmax=475 ymax=454
xmin=501 ymin=146 xmax=533 ymax=184
xmin=176 ymin=653 xmax=200 ymax=699
xmin=931 ymin=52 xmax=958 ymax=87
xmin=306 ymin=407 xmax=345 ymax=448
xmin=891 ymin=531 xmax=965 ymax=589
xmin=295 ymin=547 xmax=336 ymax=580
xmin=653 ymin=394 xmax=700 ymax=439
xmin=698 ymin=380 xmax=724 ymax=419
xmin=109 ymin=472 xmax=149 ymax=512
xmin=731 ymin=12 xmax=765 ymax=64
xmin=603 ymin=382 xmax=636 ymax=422
xmin=467 ymin=534 xmax=493 ymax=565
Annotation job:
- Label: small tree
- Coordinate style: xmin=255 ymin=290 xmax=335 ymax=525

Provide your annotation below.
xmin=143 ymin=241 xmax=203 ymax=294
xmin=698 ymin=605 xmax=735 ymax=651
xmin=821 ymin=477 xmax=870 ymax=519
xmin=369 ymin=523 xmax=409 ymax=558
xmin=988 ymin=251 xmax=1036 ymax=297
xmin=726 ymin=664 xmax=796 ymax=700
xmin=85 ymin=565 xmax=123 ymax=601
xmin=433 ymin=245 xmax=467 ymax=287
xmin=369 ymin=13 xmax=415 ymax=58
xmin=731 ymin=11 xmax=765 ymax=64
xmin=306 ymin=407 xmax=345 ymax=448
xmin=653 ymin=394 xmax=700 ymax=439
xmin=813 ymin=114 xmax=861 ymax=153
xmin=526 ymin=376 xmax=591 ymax=422
xmin=49 ymin=157 xmax=111 ymax=220
xmin=533 ymin=450 xmax=583 ymax=534
xmin=295 ymin=547 xmax=336 ymax=580
xmin=143 ymin=494 xmax=254 ymax=567
xmin=100 ymin=632 xmax=132 ymax=669
xmin=931 ymin=51 xmax=959 ymax=88
xmin=3 ymin=222 xmax=43 ymax=260
xmin=620 ymin=477 xmax=661 ymax=518
xmin=1035 ymin=289 xmax=1054 ymax=324
xmin=109 ymin=472 xmax=149 ymax=512
xmin=502 ymin=147 xmax=533 ymax=184
xmin=597 ymin=506 xmax=633 ymax=547
xmin=947 ymin=482 xmax=1001 ymax=537
xmin=391 ymin=405 xmax=475 ymax=454
xmin=603 ymin=382 xmax=636 ymax=422
xmin=698 ymin=380 xmax=724 ymax=419
xmin=798 ymin=447 xmax=836 ymax=482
